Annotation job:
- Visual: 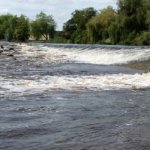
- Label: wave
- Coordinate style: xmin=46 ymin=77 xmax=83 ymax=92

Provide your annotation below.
xmin=22 ymin=44 xmax=150 ymax=65
xmin=0 ymin=44 xmax=149 ymax=96
xmin=0 ymin=73 xmax=150 ymax=96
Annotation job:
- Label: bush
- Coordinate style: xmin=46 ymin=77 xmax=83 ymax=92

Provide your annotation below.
xmin=134 ymin=31 xmax=150 ymax=45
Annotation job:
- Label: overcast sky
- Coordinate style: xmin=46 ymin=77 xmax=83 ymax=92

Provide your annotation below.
xmin=0 ymin=0 xmax=116 ymax=30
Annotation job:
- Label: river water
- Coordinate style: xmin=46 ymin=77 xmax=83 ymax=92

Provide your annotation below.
xmin=0 ymin=43 xmax=150 ymax=150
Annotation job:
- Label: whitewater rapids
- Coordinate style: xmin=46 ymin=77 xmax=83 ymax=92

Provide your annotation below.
xmin=1 ymin=43 xmax=150 ymax=150
xmin=0 ymin=44 xmax=149 ymax=96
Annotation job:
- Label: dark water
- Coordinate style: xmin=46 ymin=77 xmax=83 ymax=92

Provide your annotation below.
xmin=0 ymin=43 xmax=150 ymax=150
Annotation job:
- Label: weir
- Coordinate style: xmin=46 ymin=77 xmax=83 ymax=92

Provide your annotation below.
xmin=0 ymin=43 xmax=150 ymax=95
xmin=0 ymin=43 xmax=150 ymax=150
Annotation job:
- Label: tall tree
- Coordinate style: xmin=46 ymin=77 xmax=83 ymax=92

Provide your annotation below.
xmin=144 ymin=0 xmax=150 ymax=29
xmin=5 ymin=15 xmax=18 ymax=41
xmin=117 ymin=0 xmax=147 ymax=32
xmin=109 ymin=0 xmax=149 ymax=44
xmin=63 ymin=7 xmax=97 ymax=43
xmin=87 ymin=7 xmax=116 ymax=43
xmin=31 ymin=12 xmax=56 ymax=40
xmin=14 ymin=15 xmax=30 ymax=42
xmin=0 ymin=14 xmax=15 ymax=40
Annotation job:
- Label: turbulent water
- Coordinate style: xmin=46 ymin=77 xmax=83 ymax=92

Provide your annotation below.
xmin=0 ymin=43 xmax=150 ymax=150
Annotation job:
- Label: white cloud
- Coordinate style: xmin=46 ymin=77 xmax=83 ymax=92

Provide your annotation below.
xmin=0 ymin=8 xmax=9 ymax=14
xmin=0 ymin=0 xmax=116 ymax=30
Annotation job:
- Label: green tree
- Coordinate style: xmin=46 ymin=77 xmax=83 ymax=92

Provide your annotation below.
xmin=144 ymin=0 xmax=150 ymax=29
xmin=108 ymin=0 xmax=149 ymax=45
xmin=31 ymin=12 xmax=56 ymax=40
xmin=87 ymin=7 xmax=116 ymax=43
xmin=14 ymin=15 xmax=30 ymax=42
xmin=0 ymin=14 xmax=14 ymax=40
xmin=30 ymin=20 xmax=41 ymax=40
xmin=5 ymin=15 xmax=18 ymax=41
xmin=117 ymin=0 xmax=147 ymax=32
xmin=63 ymin=7 xmax=97 ymax=43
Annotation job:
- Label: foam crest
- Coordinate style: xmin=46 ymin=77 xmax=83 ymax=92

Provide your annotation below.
xmin=60 ymin=47 xmax=150 ymax=64
xmin=69 ymin=48 xmax=150 ymax=64
xmin=19 ymin=45 xmax=69 ymax=65
xmin=0 ymin=73 xmax=149 ymax=95
xmin=21 ymin=44 xmax=150 ymax=65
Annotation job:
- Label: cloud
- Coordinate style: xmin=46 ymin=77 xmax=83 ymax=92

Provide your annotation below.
xmin=0 ymin=8 xmax=9 ymax=14
xmin=0 ymin=0 xmax=116 ymax=30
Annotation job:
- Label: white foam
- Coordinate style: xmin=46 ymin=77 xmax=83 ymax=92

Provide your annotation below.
xmin=0 ymin=44 xmax=149 ymax=96
xmin=20 ymin=45 xmax=69 ymax=65
xmin=0 ymin=73 xmax=150 ymax=95
xmin=20 ymin=44 xmax=150 ymax=65
xmin=43 ymin=46 xmax=150 ymax=65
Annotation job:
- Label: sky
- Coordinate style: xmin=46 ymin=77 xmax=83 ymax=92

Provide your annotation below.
xmin=0 ymin=0 xmax=116 ymax=30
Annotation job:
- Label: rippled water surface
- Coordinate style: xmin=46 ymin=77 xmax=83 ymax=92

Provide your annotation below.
xmin=0 ymin=43 xmax=150 ymax=150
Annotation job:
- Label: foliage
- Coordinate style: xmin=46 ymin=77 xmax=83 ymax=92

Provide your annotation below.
xmin=118 ymin=0 xmax=147 ymax=32
xmin=30 ymin=12 xmax=56 ymax=40
xmin=134 ymin=31 xmax=150 ymax=45
xmin=0 ymin=14 xmax=17 ymax=41
xmin=0 ymin=0 xmax=150 ymax=45
xmin=63 ymin=7 xmax=97 ymax=43
xmin=6 ymin=15 xmax=18 ymax=41
xmin=0 ymin=14 xmax=29 ymax=42
xmin=87 ymin=7 xmax=116 ymax=43
xmin=145 ymin=0 xmax=150 ymax=29
xmin=62 ymin=0 xmax=150 ymax=45
xmin=109 ymin=0 xmax=149 ymax=45
xmin=14 ymin=15 xmax=30 ymax=42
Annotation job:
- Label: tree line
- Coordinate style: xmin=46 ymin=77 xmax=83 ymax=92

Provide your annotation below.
xmin=0 ymin=0 xmax=150 ymax=45
xmin=0 ymin=12 xmax=56 ymax=42
xmin=63 ymin=0 xmax=150 ymax=45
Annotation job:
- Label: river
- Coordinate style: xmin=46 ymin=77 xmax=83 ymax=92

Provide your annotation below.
xmin=0 ymin=43 xmax=150 ymax=150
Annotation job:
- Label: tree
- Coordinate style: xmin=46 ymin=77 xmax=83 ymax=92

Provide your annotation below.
xmin=0 ymin=14 xmax=29 ymax=42
xmin=14 ymin=15 xmax=30 ymax=42
xmin=31 ymin=12 xmax=56 ymax=40
xmin=5 ymin=15 xmax=18 ymax=41
xmin=109 ymin=0 xmax=149 ymax=45
xmin=117 ymin=0 xmax=147 ymax=32
xmin=30 ymin=20 xmax=41 ymax=40
xmin=144 ymin=0 xmax=150 ymax=29
xmin=63 ymin=7 xmax=97 ymax=43
xmin=87 ymin=7 xmax=116 ymax=43
xmin=0 ymin=14 xmax=15 ymax=40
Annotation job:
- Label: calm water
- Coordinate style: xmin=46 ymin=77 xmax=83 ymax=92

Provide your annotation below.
xmin=0 ymin=43 xmax=150 ymax=150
